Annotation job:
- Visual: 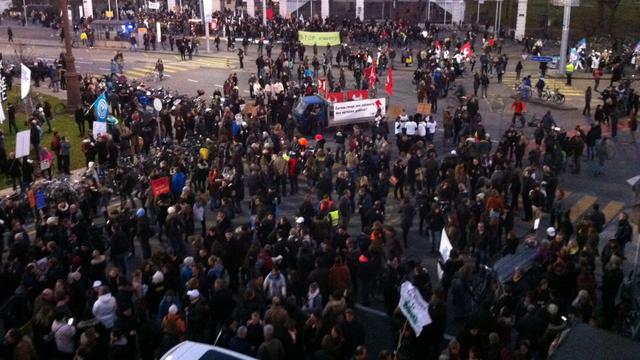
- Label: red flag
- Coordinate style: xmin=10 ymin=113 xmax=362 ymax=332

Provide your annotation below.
xmin=346 ymin=90 xmax=369 ymax=101
xmin=326 ymin=92 xmax=344 ymax=103
xmin=461 ymin=41 xmax=474 ymax=59
xmin=365 ymin=65 xmax=377 ymax=88
xmin=385 ymin=67 xmax=393 ymax=96
xmin=435 ymin=40 xmax=441 ymax=50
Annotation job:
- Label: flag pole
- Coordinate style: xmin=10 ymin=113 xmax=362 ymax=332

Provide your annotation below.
xmin=396 ymin=319 xmax=408 ymax=353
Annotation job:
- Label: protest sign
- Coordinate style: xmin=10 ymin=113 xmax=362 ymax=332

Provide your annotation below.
xmin=93 ymin=121 xmax=108 ymax=138
xmin=151 ymin=177 xmax=170 ymax=197
xmin=298 ymin=31 xmax=341 ymax=46
xmin=398 ymin=281 xmax=432 ymax=336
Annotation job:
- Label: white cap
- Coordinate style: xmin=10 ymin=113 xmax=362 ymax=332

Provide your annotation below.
xmin=167 ymin=206 xmax=176 ymax=215
xmin=92 ymin=280 xmax=102 ymax=288
xmin=296 ymin=217 xmax=305 ymax=224
xmin=546 ymin=227 xmax=556 ymax=237
xmin=152 ymin=271 xmax=164 ymax=284
xmin=168 ymin=304 xmax=178 ymax=315
xmin=187 ymin=289 xmax=200 ymax=300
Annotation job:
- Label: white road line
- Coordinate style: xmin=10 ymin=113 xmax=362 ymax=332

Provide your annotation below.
xmin=98 ymin=68 xmax=111 ymax=71
xmin=214 ymin=84 xmax=222 ymax=87
xmin=187 ymin=79 xmax=198 ymax=82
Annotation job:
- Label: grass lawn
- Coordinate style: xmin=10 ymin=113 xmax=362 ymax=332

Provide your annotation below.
xmin=1 ymin=89 xmax=84 ymax=187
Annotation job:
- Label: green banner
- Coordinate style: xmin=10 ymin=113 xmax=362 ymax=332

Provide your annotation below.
xmin=298 ymin=31 xmax=341 ymax=46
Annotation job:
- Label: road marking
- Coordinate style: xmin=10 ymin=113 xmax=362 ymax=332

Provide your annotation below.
xmin=602 ymin=201 xmax=625 ymax=224
xmin=569 ymin=195 xmax=597 ymax=223
xmin=214 ymin=84 xmax=222 ymax=87
xmin=98 ymin=67 xmax=111 ymax=71
xmin=76 ymin=60 xmax=94 ymax=65
xmin=187 ymin=79 xmax=198 ymax=82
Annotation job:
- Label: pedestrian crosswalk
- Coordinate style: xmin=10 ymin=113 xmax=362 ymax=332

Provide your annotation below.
xmin=123 ymin=57 xmax=236 ymax=81
xmin=501 ymin=72 xmax=584 ymax=97
xmin=560 ymin=191 xmax=624 ymax=225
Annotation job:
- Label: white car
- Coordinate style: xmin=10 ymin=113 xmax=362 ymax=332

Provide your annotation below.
xmin=161 ymin=341 xmax=257 ymax=360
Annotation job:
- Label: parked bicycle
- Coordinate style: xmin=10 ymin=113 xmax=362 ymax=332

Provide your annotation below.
xmin=541 ymin=88 xmax=566 ymax=104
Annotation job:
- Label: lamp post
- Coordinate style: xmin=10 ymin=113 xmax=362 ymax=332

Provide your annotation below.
xmin=558 ymin=0 xmax=572 ymax=75
xmin=59 ymin=0 xmax=81 ymax=113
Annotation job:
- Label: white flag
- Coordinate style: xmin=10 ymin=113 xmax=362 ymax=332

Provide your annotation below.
xmin=0 ymin=101 xmax=5 ymax=124
xmin=398 ymin=281 xmax=432 ymax=336
xmin=21 ymin=64 xmax=31 ymax=99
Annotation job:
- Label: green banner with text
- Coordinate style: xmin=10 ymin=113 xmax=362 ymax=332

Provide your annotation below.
xmin=298 ymin=31 xmax=341 ymax=46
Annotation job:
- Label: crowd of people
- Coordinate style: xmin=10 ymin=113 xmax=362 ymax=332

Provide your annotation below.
xmin=0 ymin=6 xmax=639 ymax=360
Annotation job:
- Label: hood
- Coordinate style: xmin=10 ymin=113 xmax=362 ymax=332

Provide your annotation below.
xmin=97 ymin=293 xmax=113 ymax=303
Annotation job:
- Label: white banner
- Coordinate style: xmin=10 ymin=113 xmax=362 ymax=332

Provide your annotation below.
xmin=148 ymin=1 xmax=160 ymax=10
xmin=399 ymin=281 xmax=432 ymax=335
xmin=156 ymin=22 xmax=162 ymax=43
xmin=0 ymin=101 xmax=5 ymax=124
xmin=355 ymin=0 xmax=364 ymax=21
xmin=93 ymin=121 xmax=107 ymax=138
xmin=167 ymin=0 xmax=176 ymax=11
xmin=82 ymin=0 xmax=94 ymax=19
xmin=15 ymin=130 xmax=31 ymax=158
xmin=332 ymin=98 xmax=386 ymax=126
xmin=20 ymin=64 xmax=30 ymax=99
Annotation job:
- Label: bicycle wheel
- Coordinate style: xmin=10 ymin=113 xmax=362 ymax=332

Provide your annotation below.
xmin=554 ymin=95 xmax=565 ymax=105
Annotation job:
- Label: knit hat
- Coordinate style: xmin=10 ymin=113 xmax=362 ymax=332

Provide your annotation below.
xmin=168 ymin=304 xmax=178 ymax=315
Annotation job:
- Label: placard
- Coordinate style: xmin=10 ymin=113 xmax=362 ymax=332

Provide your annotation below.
xmin=15 ymin=130 xmax=31 ymax=158
xmin=416 ymin=103 xmax=432 ymax=115
xmin=331 ymin=98 xmax=386 ymax=126
xmin=151 ymin=176 xmax=170 ymax=197
xmin=92 ymin=121 xmax=107 ymax=138
xmin=148 ymin=1 xmax=160 ymax=10
xmin=387 ymin=105 xmax=403 ymax=120
xmin=0 ymin=73 xmax=7 ymax=102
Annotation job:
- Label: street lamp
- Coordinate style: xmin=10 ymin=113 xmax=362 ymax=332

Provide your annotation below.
xmin=59 ymin=0 xmax=81 ymax=113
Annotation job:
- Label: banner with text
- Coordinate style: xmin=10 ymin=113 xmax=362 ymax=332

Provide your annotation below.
xmin=151 ymin=177 xmax=170 ymax=197
xmin=298 ymin=31 xmax=341 ymax=46
xmin=332 ymin=98 xmax=385 ymax=126
xmin=399 ymin=281 xmax=432 ymax=336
